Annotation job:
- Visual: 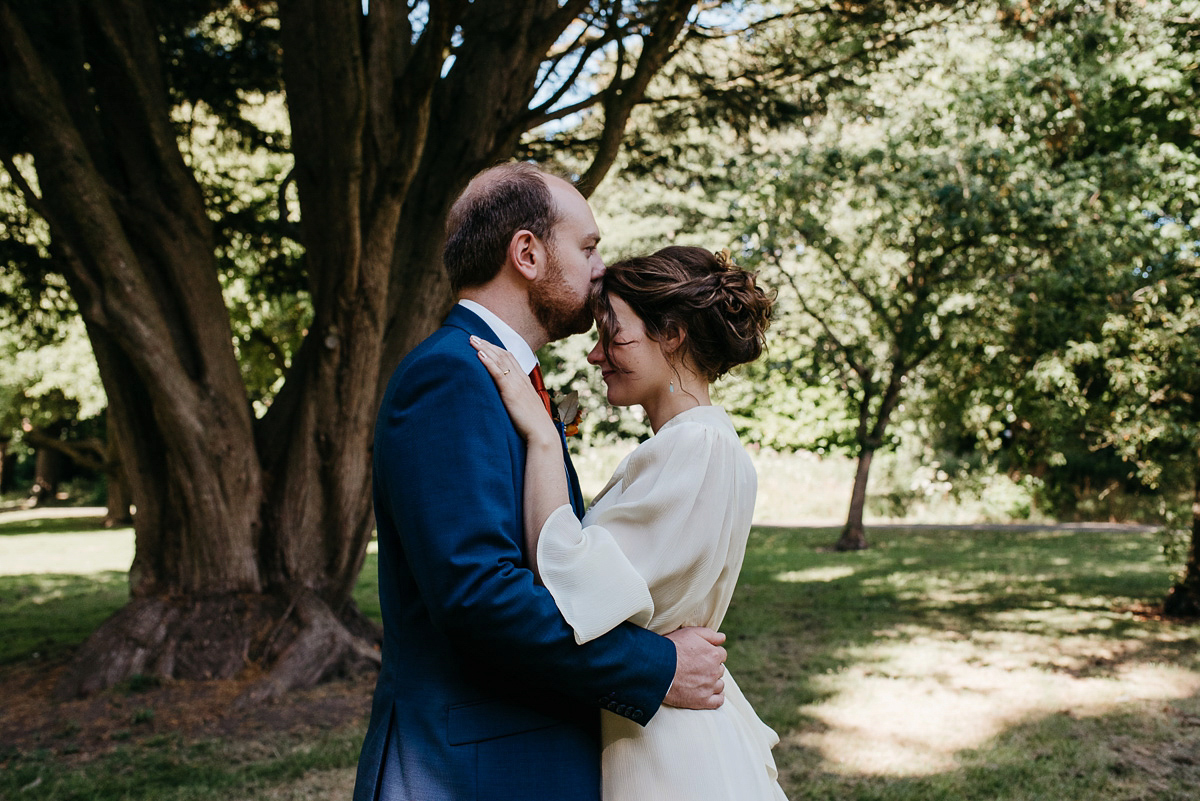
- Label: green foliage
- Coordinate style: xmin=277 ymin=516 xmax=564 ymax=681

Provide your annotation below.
xmin=0 ymin=5 xmax=304 ymax=427
xmin=0 ymin=175 xmax=105 ymax=458
xmin=920 ymin=0 xmax=1200 ymax=522
xmin=170 ymin=11 xmax=308 ymax=414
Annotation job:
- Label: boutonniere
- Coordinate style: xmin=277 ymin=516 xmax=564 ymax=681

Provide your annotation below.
xmin=552 ymin=391 xmax=583 ymax=437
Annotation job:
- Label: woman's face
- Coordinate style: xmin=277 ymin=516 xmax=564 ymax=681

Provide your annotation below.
xmin=586 ymin=294 xmax=674 ymax=408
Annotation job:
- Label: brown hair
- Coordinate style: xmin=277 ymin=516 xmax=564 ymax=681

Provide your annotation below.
xmin=443 ymin=162 xmax=560 ymax=293
xmin=592 ymin=246 xmax=773 ymax=381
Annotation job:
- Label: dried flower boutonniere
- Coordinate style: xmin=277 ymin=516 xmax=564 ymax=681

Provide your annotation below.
xmin=553 ymin=391 xmax=583 ymax=437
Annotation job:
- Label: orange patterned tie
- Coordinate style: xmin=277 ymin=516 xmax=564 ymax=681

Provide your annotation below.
xmin=529 ymin=365 xmax=556 ymax=421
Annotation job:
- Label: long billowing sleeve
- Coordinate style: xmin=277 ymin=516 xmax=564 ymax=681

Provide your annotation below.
xmin=537 ymin=406 xmax=757 ymax=643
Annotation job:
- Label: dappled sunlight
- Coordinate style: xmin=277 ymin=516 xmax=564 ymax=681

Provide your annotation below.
xmin=989 ymin=603 xmax=1120 ymax=632
xmin=860 ymin=570 xmax=1031 ymax=606
xmin=794 ymin=623 xmax=1200 ymax=777
xmin=775 ymin=566 xmax=857 ymax=583
xmin=13 ymin=575 xmax=93 ymax=606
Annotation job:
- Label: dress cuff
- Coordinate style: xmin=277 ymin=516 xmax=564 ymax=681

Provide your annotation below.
xmin=536 ymin=504 xmax=655 ymax=643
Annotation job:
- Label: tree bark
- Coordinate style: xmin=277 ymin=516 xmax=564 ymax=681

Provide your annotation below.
xmin=836 ymin=446 xmax=873 ymax=551
xmin=30 ymin=444 xmax=65 ymax=505
xmin=103 ymin=423 xmax=133 ymax=527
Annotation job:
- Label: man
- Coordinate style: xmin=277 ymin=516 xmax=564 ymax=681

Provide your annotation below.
xmin=353 ymin=162 xmax=728 ymax=801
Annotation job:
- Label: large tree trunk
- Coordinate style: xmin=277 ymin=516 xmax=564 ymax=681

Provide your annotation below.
xmin=1163 ymin=462 xmax=1200 ymax=618
xmin=0 ymin=2 xmax=342 ymax=700
xmin=1 ymin=0 xmax=702 ymax=701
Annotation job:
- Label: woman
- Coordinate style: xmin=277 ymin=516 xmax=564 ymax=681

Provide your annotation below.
xmin=471 ymin=246 xmax=787 ymax=800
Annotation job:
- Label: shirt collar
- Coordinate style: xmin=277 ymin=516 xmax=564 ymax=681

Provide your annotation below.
xmin=456 ymin=299 xmax=539 ymax=375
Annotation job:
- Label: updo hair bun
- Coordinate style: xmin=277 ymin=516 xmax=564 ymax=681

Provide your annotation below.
xmin=593 ymin=245 xmax=774 ymax=381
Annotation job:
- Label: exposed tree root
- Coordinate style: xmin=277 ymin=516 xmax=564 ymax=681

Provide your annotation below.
xmin=235 ymin=591 xmax=381 ymax=707
xmin=55 ymin=592 xmax=381 ymax=702
xmin=1163 ymin=576 xmax=1200 ymax=619
xmin=834 ymin=523 xmax=869 ymax=551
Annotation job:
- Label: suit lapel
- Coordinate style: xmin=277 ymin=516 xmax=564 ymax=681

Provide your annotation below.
xmin=562 ymin=437 xmax=585 ymax=519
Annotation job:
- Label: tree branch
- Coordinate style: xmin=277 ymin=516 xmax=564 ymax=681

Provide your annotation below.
xmin=0 ymin=149 xmax=53 ymax=225
xmin=23 ymin=428 xmax=108 ymax=473
xmin=576 ymin=0 xmax=697 ymax=194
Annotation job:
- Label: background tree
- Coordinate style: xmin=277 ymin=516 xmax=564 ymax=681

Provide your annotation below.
xmin=923 ymin=0 xmax=1200 ymax=611
xmin=0 ymin=170 xmax=119 ymax=514
xmin=697 ymin=5 xmax=1040 ymax=550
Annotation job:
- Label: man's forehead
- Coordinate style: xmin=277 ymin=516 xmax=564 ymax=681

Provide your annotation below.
xmin=547 ymin=179 xmax=598 ymax=231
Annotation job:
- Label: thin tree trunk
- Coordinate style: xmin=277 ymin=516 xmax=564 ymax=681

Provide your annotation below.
xmin=30 ymin=441 xmax=66 ymax=505
xmin=0 ymin=437 xmax=11 ymax=494
xmin=103 ymin=423 xmax=132 ymax=527
xmin=836 ymin=447 xmax=873 ymax=551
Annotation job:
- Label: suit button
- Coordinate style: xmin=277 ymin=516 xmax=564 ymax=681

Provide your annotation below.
xmin=632 ymin=709 xmax=643 ymax=720
xmin=616 ymin=704 xmax=627 ymax=715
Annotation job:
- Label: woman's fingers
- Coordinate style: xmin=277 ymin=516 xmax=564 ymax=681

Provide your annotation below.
xmin=470 ymin=336 xmax=519 ymax=380
xmin=469 ymin=336 xmax=559 ymax=444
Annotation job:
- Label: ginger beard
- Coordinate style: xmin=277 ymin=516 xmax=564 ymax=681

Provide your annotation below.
xmin=530 ymin=241 xmax=595 ymax=341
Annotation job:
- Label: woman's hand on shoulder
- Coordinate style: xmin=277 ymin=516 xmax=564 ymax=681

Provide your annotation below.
xmin=470 ymin=336 xmax=559 ymax=447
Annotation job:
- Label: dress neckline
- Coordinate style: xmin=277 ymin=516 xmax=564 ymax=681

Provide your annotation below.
xmin=657 ymin=404 xmax=731 ymax=433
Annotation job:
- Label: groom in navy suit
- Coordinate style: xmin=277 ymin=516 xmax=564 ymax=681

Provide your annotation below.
xmin=353 ymin=162 xmax=728 ymax=800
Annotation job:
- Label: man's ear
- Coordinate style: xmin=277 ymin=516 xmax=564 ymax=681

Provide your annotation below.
xmin=508 ymin=230 xmax=543 ymax=281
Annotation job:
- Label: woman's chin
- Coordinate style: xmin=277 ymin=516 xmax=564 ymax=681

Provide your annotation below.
xmin=604 ymin=389 xmax=631 ymax=408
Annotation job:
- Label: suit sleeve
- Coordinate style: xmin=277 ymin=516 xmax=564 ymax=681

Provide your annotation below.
xmin=373 ymin=334 xmax=675 ymax=724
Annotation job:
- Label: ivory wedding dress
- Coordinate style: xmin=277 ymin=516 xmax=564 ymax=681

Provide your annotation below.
xmin=537 ymin=405 xmax=789 ymax=801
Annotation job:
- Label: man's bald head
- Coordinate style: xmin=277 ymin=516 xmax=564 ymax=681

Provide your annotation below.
xmin=444 ymin=162 xmax=562 ymax=293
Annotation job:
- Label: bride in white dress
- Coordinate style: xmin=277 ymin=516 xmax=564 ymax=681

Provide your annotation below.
xmin=472 ymin=245 xmax=788 ymax=801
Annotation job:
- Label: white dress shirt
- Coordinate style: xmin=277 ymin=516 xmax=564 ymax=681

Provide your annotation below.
xmin=457 ymin=299 xmax=539 ymax=375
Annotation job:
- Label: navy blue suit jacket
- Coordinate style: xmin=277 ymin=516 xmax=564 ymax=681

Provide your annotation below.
xmin=353 ymin=305 xmax=676 ymax=801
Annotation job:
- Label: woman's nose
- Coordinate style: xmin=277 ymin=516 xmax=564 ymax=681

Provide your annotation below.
xmin=586 ymin=341 xmax=603 ymax=365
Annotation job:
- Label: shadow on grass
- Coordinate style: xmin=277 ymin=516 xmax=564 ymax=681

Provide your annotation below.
xmin=0 ymin=572 xmax=129 ymax=664
xmin=772 ymin=689 xmax=1200 ymax=801
xmin=0 ymin=516 xmax=113 ymax=537
xmin=726 ymin=524 xmax=1200 ymax=799
xmin=0 ymin=727 xmax=367 ymax=801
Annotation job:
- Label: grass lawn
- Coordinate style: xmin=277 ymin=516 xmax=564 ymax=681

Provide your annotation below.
xmin=1 ymin=513 xmax=1198 ymax=800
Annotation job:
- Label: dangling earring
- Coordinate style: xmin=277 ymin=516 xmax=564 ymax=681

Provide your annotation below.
xmin=669 ymin=380 xmax=675 ymax=394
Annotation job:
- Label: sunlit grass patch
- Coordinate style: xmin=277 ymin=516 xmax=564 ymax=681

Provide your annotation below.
xmin=725 ymin=522 xmax=1200 ymax=796
xmin=795 ymin=625 xmax=1200 ymax=776
xmin=0 ymin=514 xmax=133 ymax=576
